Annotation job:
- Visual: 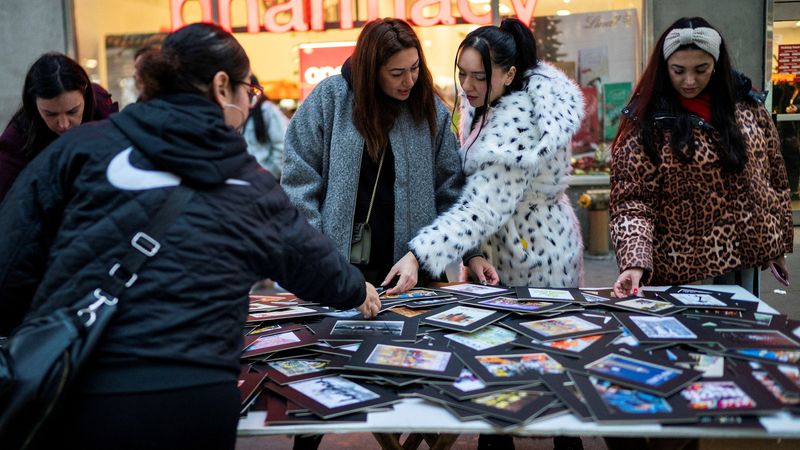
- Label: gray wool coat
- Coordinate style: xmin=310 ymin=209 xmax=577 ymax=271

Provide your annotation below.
xmin=281 ymin=75 xmax=464 ymax=264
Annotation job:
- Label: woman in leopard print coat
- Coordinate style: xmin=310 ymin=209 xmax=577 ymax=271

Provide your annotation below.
xmin=610 ymin=17 xmax=792 ymax=296
xmin=409 ymin=18 xmax=585 ymax=288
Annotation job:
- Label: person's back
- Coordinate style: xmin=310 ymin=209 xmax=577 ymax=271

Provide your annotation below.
xmin=0 ymin=23 xmax=375 ymax=450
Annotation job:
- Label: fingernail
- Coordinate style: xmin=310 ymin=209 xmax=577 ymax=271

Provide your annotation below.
xmin=481 ymin=280 xmax=488 ymax=286
xmin=633 ymin=288 xmax=638 ymax=295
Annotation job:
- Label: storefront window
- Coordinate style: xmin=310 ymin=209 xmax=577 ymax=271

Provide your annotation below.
xmin=73 ymin=0 xmax=642 ymax=153
xmin=772 ymin=21 xmax=800 ymax=203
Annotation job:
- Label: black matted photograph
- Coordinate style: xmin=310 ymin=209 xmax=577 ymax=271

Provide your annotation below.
xmin=582 ymin=350 xmax=702 ymax=397
xmin=461 ymin=296 xmax=569 ymax=315
xmin=460 ymin=349 xmax=572 ymax=385
xmin=515 ymin=331 xmax=620 ymax=358
xmin=345 ymin=337 xmax=464 ymax=380
xmin=418 ymin=304 xmax=508 ymax=333
xmin=313 ymin=316 xmax=419 ymax=342
xmin=241 ymin=327 xmax=318 ymax=358
xmin=571 ymin=373 xmax=696 ymax=424
xmin=264 ymin=358 xmax=338 ymax=385
xmin=514 ymin=287 xmax=581 ymax=303
xmin=265 ymin=376 xmax=399 ymax=419
xmin=503 ymin=314 xmax=613 ymax=342
xmin=434 ymin=368 xmax=541 ymax=401
xmin=613 ymin=313 xmax=712 ymax=344
xmin=676 ymin=373 xmax=783 ymax=416
xmin=435 ymin=283 xmax=512 ymax=298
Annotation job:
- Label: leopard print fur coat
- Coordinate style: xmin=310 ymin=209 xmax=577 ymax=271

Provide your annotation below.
xmin=409 ymin=63 xmax=585 ymax=287
xmin=610 ymin=101 xmax=793 ymax=285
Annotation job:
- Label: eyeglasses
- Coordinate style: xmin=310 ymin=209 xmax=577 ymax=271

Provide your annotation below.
xmin=237 ymin=80 xmax=264 ymax=107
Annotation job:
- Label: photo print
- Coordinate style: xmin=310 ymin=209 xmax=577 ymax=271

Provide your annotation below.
xmin=444 ymin=325 xmax=518 ymax=351
xmin=505 ymin=315 xmax=609 ymax=341
xmin=583 ymin=351 xmax=702 ymax=396
xmin=463 ymin=296 xmax=568 ymax=315
xmin=345 ymin=338 xmax=463 ymax=380
xmin=463 ymin=350 xmax=569 ymax=384
xmin=419 ymin=304 xmax=508 ymax=332
xmin=314 ymin=316 xmax=418 ymax=342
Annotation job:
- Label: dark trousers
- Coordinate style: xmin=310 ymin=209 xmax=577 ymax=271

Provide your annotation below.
xmin=31 ymin=382 xmax=240 ymax=450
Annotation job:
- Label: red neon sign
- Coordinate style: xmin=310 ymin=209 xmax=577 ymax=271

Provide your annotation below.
xmin=170 ymin=0 xmax=537 ymax=33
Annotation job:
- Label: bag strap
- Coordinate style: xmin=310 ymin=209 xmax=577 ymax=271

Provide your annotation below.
xmin=103 ymin=186 xmax=194 ymax=298
xmin=364 ymin=151 xmax=386 ymax=225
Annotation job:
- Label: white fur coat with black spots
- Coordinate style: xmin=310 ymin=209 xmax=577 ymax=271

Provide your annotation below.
xmin=409 ymin=63 xmax=585 ymax=287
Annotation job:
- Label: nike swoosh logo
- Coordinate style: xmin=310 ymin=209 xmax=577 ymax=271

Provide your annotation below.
xmin=107 ymin=147 xmax=250 ymax=190
xmin=107 ymin=147 xmax=181 ymax=190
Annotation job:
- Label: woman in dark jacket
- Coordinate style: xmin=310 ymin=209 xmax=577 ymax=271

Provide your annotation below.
xmin=0 ymin=52 xmax=118 ymax=201
xmin=0 ymin=23 xmax=379 ymax=449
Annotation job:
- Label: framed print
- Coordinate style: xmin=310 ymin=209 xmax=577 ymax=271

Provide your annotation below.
xmin=583 ymin=351 xmax=702 ymax=396
xmin=657 ymin=292 xmax=744 ymax=310
xmin=241 ymin=327 xmax=317 ymax=358
xmin=515 ymin=332 xmax=619 ymax=358
xmin=607 ymin=297 xmax=684 ymax=316
xmin=313 ymin=316 xmax=419 ymax=342
xmin=677 ymin=374 xmax=782 ymax=416
xmin=503 ymin=314 xmax=610 ymax=342
xmin=613 ymin=313 xmax=711 ymax=344
xmin=443 ymin=325 xmax=519 ymax=352
xmin=714 ymin=328 xmax=800 ymax=350
xmin=418 ymin=304 xmax=508 ymax=333
xmin=514 ymin=287 xmax=579 ymax=302
xmin=265 ymin=376 xmax=399 ymax=419
xmin=345 ymin=338 xmax=463 ymax=380
xmin=461 ymin=350 xmax=571 ymax=384
xmin=245 ymin=305 xmax=328 ymax=323
xmin=264 ymin=358 xmax=337 ymax=385
xmin=435 ymin=283 xmax=512 ymax=298
xmin=380 ymin=288 xmax=450 ymax=301
xmin=435 ymin=368 xmax=540 ymax=401
xmin=571 ymin=374 xmax=695 ymax=424
xmin=461 ymin=296 xmax=568 ymax=315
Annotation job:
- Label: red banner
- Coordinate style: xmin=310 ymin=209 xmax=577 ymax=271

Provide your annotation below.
xmin=298 ymin=42 xmax=356 ymax=100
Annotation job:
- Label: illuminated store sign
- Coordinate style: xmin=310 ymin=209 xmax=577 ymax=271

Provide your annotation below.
xmin=170 ymin=0 xmax=538 ymax=32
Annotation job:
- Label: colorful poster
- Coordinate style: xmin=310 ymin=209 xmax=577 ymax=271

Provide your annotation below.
xmin=603 ymin=82 xmax=632 ymax=141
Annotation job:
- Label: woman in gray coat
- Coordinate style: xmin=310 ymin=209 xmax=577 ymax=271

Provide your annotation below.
xmin=282 ymin=18 xmax=463 ymax=294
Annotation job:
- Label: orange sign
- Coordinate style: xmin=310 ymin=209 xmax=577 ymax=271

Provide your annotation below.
xmin=170 ymin=0 xmax=538 ymax=33
xmin=298 ymin=42 xmax=356 ymax=100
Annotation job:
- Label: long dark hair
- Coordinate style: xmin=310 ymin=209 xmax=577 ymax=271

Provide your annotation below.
xmin=613 ymin=17 xmax=747 ymax=172
xmin=8 ymin=52 xmax=95 ymax=158
xmin=454 ymin=18 xmax=538 ymax=136
xmin=351 ymin=18 xmax=438 ymax=162
xmin=137 ymin=22 xmax=250 ymax=103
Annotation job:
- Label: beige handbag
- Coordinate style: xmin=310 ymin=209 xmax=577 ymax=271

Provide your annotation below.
xmin=350 ymin=151 xmax=385 ymax=265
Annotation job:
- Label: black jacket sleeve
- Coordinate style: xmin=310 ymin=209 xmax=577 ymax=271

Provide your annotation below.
xmin=253 ymin=179 xmax=366 ymax=311
xmin=0 ymin=140 xmax=67 ymax=334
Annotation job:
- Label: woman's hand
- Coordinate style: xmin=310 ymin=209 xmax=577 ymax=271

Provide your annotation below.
xmin=357 ymin=282 xmax=381 ymax=319
xmin=613 ymin=268 xmax=644 ymax=298
xmin=382 ymin=252 xmax=419 ymax=295
xmin=467 ymin=256 xmax=500 ymax=285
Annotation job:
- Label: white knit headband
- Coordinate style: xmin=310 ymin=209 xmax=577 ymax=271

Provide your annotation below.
xmin=662 ymin=27 xmax=721 ymax=61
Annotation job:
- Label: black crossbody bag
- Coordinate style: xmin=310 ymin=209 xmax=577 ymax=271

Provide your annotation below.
xmin=0 ymin=186 xmax=193 ymax=449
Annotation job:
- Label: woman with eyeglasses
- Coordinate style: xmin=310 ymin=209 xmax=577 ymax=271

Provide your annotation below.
xmin=0 ymin=23 xmax=379 ymax=449
xmin=0 ymin=52 xmax=118 ymax=202
xmin=282 ymin=18 xmax=465 ymax=294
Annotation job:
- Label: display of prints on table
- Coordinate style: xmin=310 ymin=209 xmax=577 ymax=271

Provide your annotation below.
xmin=463 ymin=296 xmax=568 ymax=315
xmin=505 ymin=315 xmax=608 ymax=341
xmin=444 ymin=325 xmax=519 ymax=351
xmin=419 ymin=304 xmax=508 ymax=332
xmin=436 ymin=283 xmax=511 ymax=297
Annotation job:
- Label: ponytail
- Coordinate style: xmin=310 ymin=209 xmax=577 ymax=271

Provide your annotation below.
xmin=499 ymin=18 xmax=538 ymax=91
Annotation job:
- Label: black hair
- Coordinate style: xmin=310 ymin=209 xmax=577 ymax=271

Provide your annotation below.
xmin=453 ymin=17 xmax=539 ymax=144
xmin=248 ymin=74 xmax=271 ymax=145
xmin=616 ymin=16 xmax=747 ymax=173
xmin=137 ymin=22 xmax=250 ymax=102
xmin=7 ymin=52 xmax=95 ymax=158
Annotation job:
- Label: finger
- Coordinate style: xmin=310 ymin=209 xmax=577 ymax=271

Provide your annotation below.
xmin=487 ymin=267 xmax=500 ymax=285
xmin=381 ymin=267 xmax=399 ymax=287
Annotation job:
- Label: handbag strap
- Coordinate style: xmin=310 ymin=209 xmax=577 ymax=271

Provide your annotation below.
xmin=102 ymin=186 xmax=194 ymax=298
xmin=364 ymin=151 xmax=386 ymax=225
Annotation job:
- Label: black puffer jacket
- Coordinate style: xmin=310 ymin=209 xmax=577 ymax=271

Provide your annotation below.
xmin=0 ymin=94 xmax=365 ymax=392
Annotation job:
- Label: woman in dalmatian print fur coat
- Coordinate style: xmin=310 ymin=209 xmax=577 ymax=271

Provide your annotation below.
xmin=410 ymin=18 xmax=585 ymax=288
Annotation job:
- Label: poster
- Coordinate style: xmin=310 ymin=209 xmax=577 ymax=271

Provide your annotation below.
xmin=603 ymin=82 xmax=632 ymax=141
